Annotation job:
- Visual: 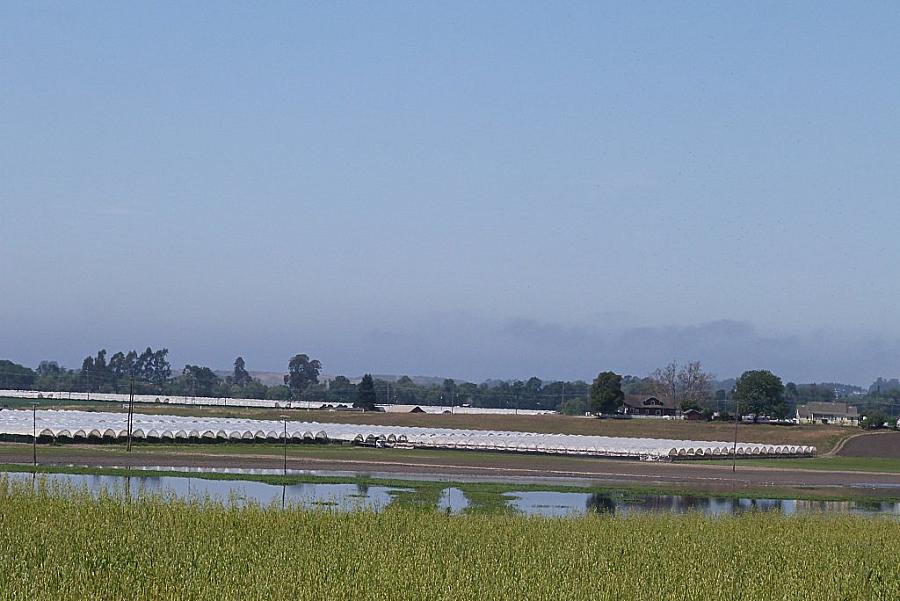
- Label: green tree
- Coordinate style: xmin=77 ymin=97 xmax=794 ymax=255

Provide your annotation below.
xmin=93 ymin=349 xmax=108 ymax=379
xmin=180 ymin=365 xmax=220 ymax=397
xmin=0 ymin=359 xmax=36 ymax=389
xmin=524 ymin=376 xmax=544 ymax=407
xmin=80 ymin=355 xmax=95 ymax=392
xmin=230 ymin=356 xmax=252 ymax=387
xmin=240 ymin=379 xmax=268 ymax=400
xmin=442 ymin=378 xmax=457 ymax=403
xmin=108 ymin=352 xmax=127 ymax=392
xmin=860 ymin=411 xmax=889 ymax=430
xmin=328 ymin=376 xmax=356 ymax=403
xmin=150 ymin=349 xmax=171 ymax=386
xmin=266 ymin=385 xmax=291 ymax=400
xmin=681 ymin=398 xmax=703 ymax=412
xmin=136 ymin=348 xmax=154 ymax=381
xmin=559 ymin=397 xmax=588 ymax=415
xmin=34 ymin=361 xmax=76 ymax=391
xmin=355 ymin=374 xmax=377 ymax=410
xmin=733 ymin=370 xmax=786 ymax=419
xmin=284 ymin=354 xmax=322 ymax=400
xmin=124 ymin=350 xmax=138 ymax=376
xmin=590 ymin=371 xmax=624 ymax=414
xmin=785 ymin=382 xmax=799 ymax=405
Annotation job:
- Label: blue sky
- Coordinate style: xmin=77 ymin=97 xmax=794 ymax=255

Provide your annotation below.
xmin=2 ymin=2 xmax=899 ymax=384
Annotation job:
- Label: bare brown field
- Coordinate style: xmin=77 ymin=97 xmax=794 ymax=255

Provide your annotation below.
xmin=838 ymin=432 xmax=900 ymax=458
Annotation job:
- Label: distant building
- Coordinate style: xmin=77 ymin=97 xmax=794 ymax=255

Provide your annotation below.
xmin=621 ymin=395 xmax=676 ymax=417
xmin=796 ymin=402 xmax=859 ymax=426
xmin=682 ymin=408 xmax=703 ymax=421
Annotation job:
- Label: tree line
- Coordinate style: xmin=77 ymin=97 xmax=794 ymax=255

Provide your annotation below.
xmin=0 ymin=351 xmax=896 ymax=424
xmin=0 ymin=351 xmax=591 ymax=410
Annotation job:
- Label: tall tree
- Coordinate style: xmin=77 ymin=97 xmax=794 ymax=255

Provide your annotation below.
xmin=650 ymin=360 xmax=712 ymax=407
xmin=80 ymin=356 xmax=95 ymax=392
xmin=442 ymin=378 xmax=457 ymax=405
xmin=150 ymin=349 xmax=171 ymax=385
xmin=677 ymin=361 xmax=712 ymax=406
xmin=785 ymin=382 xmax=799 ymax=405
xmin=107 ymin=352 xmax=126 ymax=393
xmin=524 ymin=377 xmax=544 ymax=407
xmin=94 ymin=349 xmax=108 ymax=379
xmin=329 ymin=375 xmax=356 ymax=403
xmin=109 ymin=351 xmax=128 ymax=378
xmin=124 ymin=350 xmax=138 ymax=377
xmin=733 ymin=370 xmax=786 ymax=419
xmin=181 ymin=365 xmax=220 ymax=397
xmin=284 ymin=354 xmax=322 ymax=400
xmin=355 ymin=374 xmax=377 ymax=410
xmin=230 ymin=356 xmax=252 ymax=387
xmin=590 ymin=371 xmax=624 ymax=414
xmin=0 ymin=359 xmax=35 ymax=389
xmin=651 ymin=361 xmax=679 ymax=404
xmin=136 ymin=347 xmax=154 ymax=381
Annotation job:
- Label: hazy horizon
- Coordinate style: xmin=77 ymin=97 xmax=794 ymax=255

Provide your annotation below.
xmin=3 ymin=3 xmax=900 ymax=386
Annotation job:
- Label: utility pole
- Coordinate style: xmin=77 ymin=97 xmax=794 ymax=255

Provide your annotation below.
xmin=283 ymin=418 xmax=288 ymax=476
xmin=127 ymin=374 xmax=135 ymax=452
xmin=732 ymin=396 xmax=739 ymax=473
xmin=31 ymin=402 xmax=37 ymax=468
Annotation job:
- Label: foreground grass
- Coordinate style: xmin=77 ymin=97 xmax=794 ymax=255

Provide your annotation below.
xmin=0 ymin=479 xmax=897 ymax=600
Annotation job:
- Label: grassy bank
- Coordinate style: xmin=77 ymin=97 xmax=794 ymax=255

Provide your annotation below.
xmin=0 ymin=480 xmax=896 ymax=600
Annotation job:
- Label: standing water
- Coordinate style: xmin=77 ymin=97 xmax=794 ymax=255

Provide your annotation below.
xmin=3 ymin=472 xmax=898 ymax=517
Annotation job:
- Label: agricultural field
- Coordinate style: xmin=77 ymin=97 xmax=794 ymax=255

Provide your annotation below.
xmin=837 ymin=432 xmax=900 ymax=459
xmin=3 ymin=439 xmax=900 ymax=502
xmin=0 ymin=396 xmax=851 ymax=452
xmin=0 ymin=479 xmax=897 ymax=600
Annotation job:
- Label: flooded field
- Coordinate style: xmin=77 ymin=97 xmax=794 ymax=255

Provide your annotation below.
xmin=4 ymin=470 xmax=898 ymax=517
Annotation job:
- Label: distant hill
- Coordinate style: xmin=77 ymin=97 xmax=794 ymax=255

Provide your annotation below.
xmin=370 ymin=374 xmax=450 ymax=387
xmin=712 ymin=379 xmax=736 ymax=394
xmin=214 ymin=370 xmax=286 ymax=386
xmin=214 ymin=371 xmax=456 ymax=387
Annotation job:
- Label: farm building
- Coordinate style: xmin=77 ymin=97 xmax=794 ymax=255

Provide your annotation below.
xmin=621 ymin=395 xmax=677 ymax=417
xmin=682 ymin=409 xmax=703 ymax=421
xmin=796 ymin=402 xmax=859 ymax=426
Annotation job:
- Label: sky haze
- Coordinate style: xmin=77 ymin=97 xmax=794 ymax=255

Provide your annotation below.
xmin=2 ymin=2 xmax=900 ymax=385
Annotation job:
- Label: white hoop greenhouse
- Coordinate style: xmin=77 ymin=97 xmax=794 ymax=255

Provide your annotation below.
xmin=0 ymin=390 xmax=554 ymax=415
xmin=0 ymin=409 xmax=815 ymax=461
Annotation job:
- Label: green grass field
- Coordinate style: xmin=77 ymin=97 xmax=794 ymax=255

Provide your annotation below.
xmin=0 ymin=478 xmax=896 ymax=600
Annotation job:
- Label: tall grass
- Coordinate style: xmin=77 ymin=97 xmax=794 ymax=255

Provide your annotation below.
xmin=0 ymin=477 xmax=896 ymax=600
